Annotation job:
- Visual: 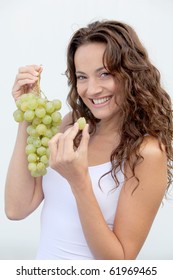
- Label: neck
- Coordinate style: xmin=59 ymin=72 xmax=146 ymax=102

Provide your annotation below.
xmin=95 ymin=117 xmax=121 ymax=136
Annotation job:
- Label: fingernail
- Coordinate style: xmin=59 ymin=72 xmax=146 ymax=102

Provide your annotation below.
xmin=74 ymin=122 xmax=79 ymax=129
xmin=34 ymin=71 xmax=39 ymax=76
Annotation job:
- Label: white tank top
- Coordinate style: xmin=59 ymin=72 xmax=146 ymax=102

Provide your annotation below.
xmin=36 ymin=162 xmax=124 ymax=259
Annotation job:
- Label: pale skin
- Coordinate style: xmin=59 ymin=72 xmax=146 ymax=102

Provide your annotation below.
xmin=5 ymin=43 xmax=167 ymax=259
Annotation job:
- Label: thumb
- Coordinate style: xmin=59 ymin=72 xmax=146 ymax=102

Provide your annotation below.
xmin=78 ymin=124 xmax=90 ymax=153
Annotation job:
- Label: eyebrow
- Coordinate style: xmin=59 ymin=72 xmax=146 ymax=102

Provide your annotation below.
xmin=75 ymin=66 xmax=106 ymax=75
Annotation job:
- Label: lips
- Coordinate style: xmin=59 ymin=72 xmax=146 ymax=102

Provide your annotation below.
xmin=92 ymin=96 xmax=112 ymax=105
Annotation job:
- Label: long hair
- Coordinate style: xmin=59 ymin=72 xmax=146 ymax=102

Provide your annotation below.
xmin=65 ymin=20 xmax=173 ymax=191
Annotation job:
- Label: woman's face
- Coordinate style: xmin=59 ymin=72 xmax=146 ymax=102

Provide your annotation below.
xmin=74 ymin=42 xmax=125 ymax=122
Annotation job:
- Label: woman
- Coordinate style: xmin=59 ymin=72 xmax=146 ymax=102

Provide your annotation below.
xmin=5 ymin=20 xmax=173 ymax=259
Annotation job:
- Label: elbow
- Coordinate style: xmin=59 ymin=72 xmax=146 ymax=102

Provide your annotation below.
xmin=112 ymin=242 xmax=137 ymax=260
xmin=5 ymin=211 xmax=27 ymax=221
xmin=5 ymin=210 xmax=22 ymax=221
xmin=5 ymin=206 xmax=28 ymax=221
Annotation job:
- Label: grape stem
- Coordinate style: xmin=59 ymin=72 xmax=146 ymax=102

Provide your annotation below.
xmin=32 ymin=75 xmax=48 ymax=99
xmin=40 ymin=90 xmax=48 ymax=100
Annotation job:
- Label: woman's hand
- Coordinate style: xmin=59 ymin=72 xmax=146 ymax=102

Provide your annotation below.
xmin=48 ymin=122 xmax=90 ymax=189
xmin=12 ymin=64 xmax=42 ymax=101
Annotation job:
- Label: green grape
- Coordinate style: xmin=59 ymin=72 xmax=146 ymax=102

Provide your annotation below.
xmin=28 ymin=162 xmax=37 ymax=172
xmin=45 ymin=128 xmax=53 ymax=138
xmin=32 ymin=117 xmax=42 ymax=126
xmin=15 ymin=99 xmax=22 ymax=109
xmin=31 ymin=169 xmax=46 ymax=177
xmin=20 ymin=101 xmax=29 ymax=112
xmin=36 ymin=124 xmax=47 ymax=135
xmin=13 ymin=109 xmax=24 ymax=122
xmin=27 ymin=98 xmax=38 ymax=110
xmin=26 ymin=93 xmax=35 ymax=100
xmin=51 ymin=111 xmax=61 ymax=123
xmin=41 ymin=137 xmax=49 ymax=147
xmin=42 ymin=115 xmax=52 ymax=125
xmin=27 ymin=153 xmax=37 ymax=163
xmin=26 ymin=125 xmax=34 ymax=135
xmin=20 ymin=93 xmax=29 ymax=102
xmin=40 ymin=155 xmax=49 ymax=165
xmin=31 ymin=170 xmax=40 ymax=177
xmin=53 ymin=99 xmax=62 ymax=110
xmin=37 ymin=97 xmax=47 ymax=107
xmin=25 ymin=144 xmax=36 ymax=155
xmin=31 ymin=165 xmax=47 ymax=176
xmin=37 ymin=146 xmax=47 ymax=156
xmin=35 ymin=107 xmax=46 ymax=118
xmin=24 ymin=110 xmax=35 ymax=122
xmin=45 ymin=101 xmax=55 ymax=114
xmin=51 ymin=126 xmax=59 ymax=135
xmin=27 ymin=125 xmax=38 ymax=137
xmin=77 ymin=117 xmax=87 ymax=130
xmin=37 ymin=162 xmax=45 ymax=172
xmin=27 ymin=136 xmax=34 ymax=144
xmin=33 ymin=138 xmax=42 ymax=148
xmin=40 ymin=168 xmax=47 ymax=176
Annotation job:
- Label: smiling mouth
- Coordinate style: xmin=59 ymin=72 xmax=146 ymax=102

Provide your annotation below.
xmin=91 ymin=96 xmax=112 ymax=105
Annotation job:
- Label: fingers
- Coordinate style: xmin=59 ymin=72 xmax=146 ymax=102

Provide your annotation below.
xmin=16 ymin=65 xmax=42 ymax=84
xmin=78 ymin=124 xmax=90 ymax=153
xmin=13 ymin=73 xmax=38 ymax=89
xmin=12 ymin=64 xmax=43 ymax=100
xmin=60 ymin=123 xmax=79 ymax=155
xmin=48 ymin=132 xmax=63 ymax=168
xmin=48 ymin=123 xmax=90 ymax=170
xmin=18 ymin=65 xmax=42 ymax=77
xmin=48 ymin=124 xmax=79 ymax=163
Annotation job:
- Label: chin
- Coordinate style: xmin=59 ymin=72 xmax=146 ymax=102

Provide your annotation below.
xmin=91 ymin=113 xmax=112 ymax=121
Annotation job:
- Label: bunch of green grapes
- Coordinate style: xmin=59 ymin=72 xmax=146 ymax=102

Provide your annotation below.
xmin=13 ymin=93 xmax=62 ymax=177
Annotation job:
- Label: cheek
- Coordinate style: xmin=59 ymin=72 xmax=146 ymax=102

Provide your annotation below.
xmin=112 ymin=86 xmax=125 ymax=107
xmin=76 ymin=83 xmax=86 ymax=97
xmin=115 ymin=95 xmax=124 ymax=108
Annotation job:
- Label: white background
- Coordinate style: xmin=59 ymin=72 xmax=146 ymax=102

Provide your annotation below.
xmin=0 ymin=0 xmax=173 ymax=260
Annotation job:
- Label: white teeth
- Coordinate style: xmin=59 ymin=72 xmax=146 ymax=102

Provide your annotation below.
xmin=92 ymin=97 xmax=111 ymax=104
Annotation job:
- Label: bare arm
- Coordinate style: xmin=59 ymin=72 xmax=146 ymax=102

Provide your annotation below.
xmin=49 ymin=126 xmax=167 ymax=259
xmin=5 ymin=121 xmax=44 ymax=220
xmin=113 ymin=136 xmax=167 ymax=259
xmin=76 ymin=137 xmax=167 ymax=259
xmin=5 ymin=65 xmax=44 ymax=220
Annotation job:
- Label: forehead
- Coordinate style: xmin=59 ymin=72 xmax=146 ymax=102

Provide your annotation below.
xmin=74 ymin=42 xmax=106 ymax=68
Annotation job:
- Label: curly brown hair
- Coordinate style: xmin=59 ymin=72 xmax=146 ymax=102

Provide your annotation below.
xmin=65 ymin=20 xmax=173 ymax=191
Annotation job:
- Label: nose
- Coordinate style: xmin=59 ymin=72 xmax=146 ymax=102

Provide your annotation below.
xmin=86 ymin=78 xmax=102 ymax=96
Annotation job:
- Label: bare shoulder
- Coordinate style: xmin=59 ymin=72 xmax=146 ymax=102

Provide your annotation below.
xmin=124 ymin=135 xmax=167 ymax=195
xmin=59 ymin=112 xmax=73 ymax=133
xmin=135 ymin=135 xmax=167 ymax=185
xmin=114 ymin=135 xmax=168 ymax=259
xmin=139 ymin=135 xmax=166 ymax=160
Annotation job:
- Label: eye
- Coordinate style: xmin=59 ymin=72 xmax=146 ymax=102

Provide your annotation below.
xmin=100 ymin=72 xmax=110 ymax=77
xmin=76 ymin=75 xmax=87 ymax=80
